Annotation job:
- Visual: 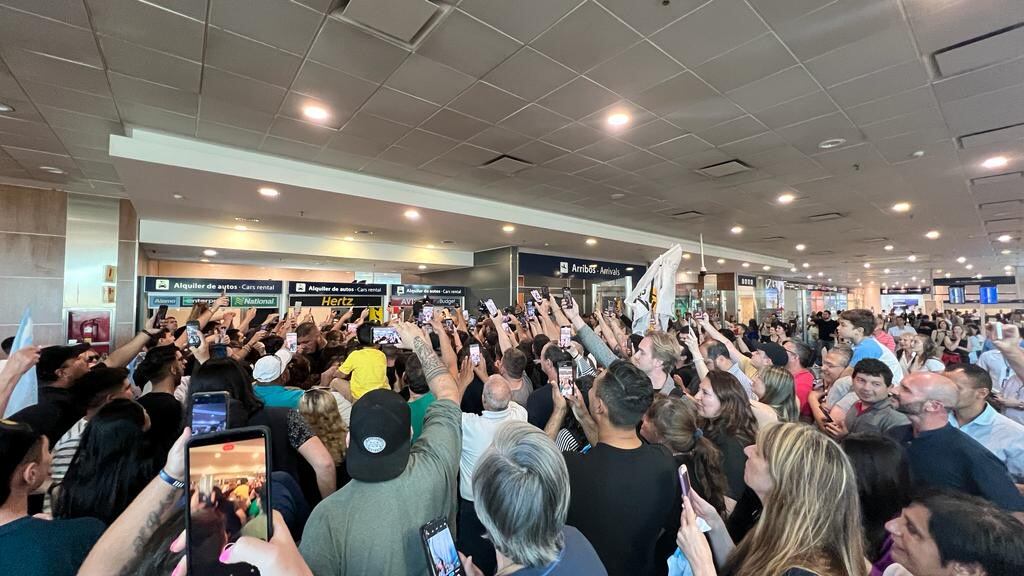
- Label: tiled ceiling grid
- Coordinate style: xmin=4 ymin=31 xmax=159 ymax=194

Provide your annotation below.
xmin=0 ymin=0 xmax=1021 ymax=283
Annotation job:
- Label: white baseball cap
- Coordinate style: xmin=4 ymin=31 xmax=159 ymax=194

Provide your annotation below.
xmin=252 ymin=348 xmax=293 ymax=383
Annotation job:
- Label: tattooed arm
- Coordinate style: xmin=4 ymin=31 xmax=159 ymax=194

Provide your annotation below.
xmin=78 ymin=429 xmax=191 ymax=576
xmin=395 ymin=322 xmax=462 ymax=404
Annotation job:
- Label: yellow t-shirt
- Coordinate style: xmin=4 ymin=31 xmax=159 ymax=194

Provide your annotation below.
xmin=340 ymin=348 xmax=388 ymax=399
xmin=232 ymin=484 xmax=250 ymax=501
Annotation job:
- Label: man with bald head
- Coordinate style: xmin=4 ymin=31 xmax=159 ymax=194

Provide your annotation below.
xmin=457 ymin=375 xmax=528 ymax=574
xmin=888 ymin=372 xmax=1024 ymax=511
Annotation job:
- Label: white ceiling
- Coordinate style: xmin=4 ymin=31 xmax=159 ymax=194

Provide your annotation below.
xmin=0 ymin=0 xmax=1022 ymax=285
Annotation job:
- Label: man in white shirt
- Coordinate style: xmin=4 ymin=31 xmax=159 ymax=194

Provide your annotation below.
xmin=456 ymin=377 xmax=527 ymax=575
xmin=887 ymin=316 xmax=917 ymax=340
xmin=946 ymin=364 xmax=1024 ymax=482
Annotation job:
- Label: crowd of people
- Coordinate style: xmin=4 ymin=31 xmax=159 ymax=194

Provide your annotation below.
xmin=2 ymin=293 xmax=1024 ymax=576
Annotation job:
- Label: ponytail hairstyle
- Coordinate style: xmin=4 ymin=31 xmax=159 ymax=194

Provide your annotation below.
xmin=646 ymin=396 xmax=728 ymax=515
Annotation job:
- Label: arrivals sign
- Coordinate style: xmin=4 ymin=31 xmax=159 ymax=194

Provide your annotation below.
xmin=145 ymin=276 xmax=282 ymax=294
xmin=518 ymin=252 xmax=644 ymax=281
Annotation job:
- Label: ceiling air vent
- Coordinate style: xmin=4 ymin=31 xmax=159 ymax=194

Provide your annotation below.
xmin=480 ymin=155 xmax=534 ymax=175
xmin=761 ymin=236 xmax=785 ymax=241
xmin=333 ymin=0 xmax=453 ymax=48
xmin=695 ymin=160 xmax=750 ymax=178
xmin=959 ymin=123 xmax=1024 ymax=148
xmin=862 ymin=237 xmax=889 ymax=243
xmin=970 ymin=172 xmax=1023 ymax=186
xmin=934 ymin=23 xmax=1024 ymax=77
xmin=807 ymin=212 xmax=843 ymax=222
xmin=655 ymin=209 xmax=705 ymax=221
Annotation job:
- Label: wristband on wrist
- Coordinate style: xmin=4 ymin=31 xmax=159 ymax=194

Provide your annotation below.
xmin=159 ymin=469 xmax=185 ymax=489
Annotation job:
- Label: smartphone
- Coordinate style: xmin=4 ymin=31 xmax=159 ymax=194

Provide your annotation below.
xmin=155 ymin=304 xmax=168 ymax=323
xmin=420 ymin=517 xmax=466 ymax=576
xmin=294 ymin=301 xmax=303 ymax=317
xmin=372 ymin=326 xmax=401 ymax=345
xmin=995 ymin=322 xmax=1003 ymax=340
xmin=190 ymin=391 xmax=229 ymax=435
xmin=541 ymin=286 xmax=550 ymax=299
xmin=526 ymin=301 xmax=536 ymax=318
xmin=218 ymin=325 xmax=228 ymax=343
xmin=561 ymin=287 xmax=573 ymax=309
xmin=559 ymin=325 xmax=571 ymax=348
xmin=462 ymin=309 xmax=469 ymax=321
xmin=678 ymin=464 xmax=691 ymax=498
xmin=484 ymin=299 xmax=498 ymax=316
xmin=530 ymin=289 xmax=543 ymax=303
xmin=185 ymin=320 xmax=202 ymax=349
xmin=443 ymin=319 xmax=455 ymax=333
xmin=186 ymin=427 xmax=271 ymax=576
xmin=557 ymin=361 xmax=574 ymax=397
xmin=285 ymin=332 xmax=298 ymax=353
xmin=501 ymin=322 xmax=511 ymax=333
xmin=421 ymin=306 xmax=434 ymax=323
xmin=468 ymin=317 xmax=477 ymax=329
xmin=820 ymin=406 xmax=835 ymax=424
xmin=470 ymin=343 xmax=481 ymax=366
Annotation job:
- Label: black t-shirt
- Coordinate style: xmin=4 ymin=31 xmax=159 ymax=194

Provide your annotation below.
xmin=460 ymin=375 xmax=485 ymax=415
xmin=564 ymin=443 xmax=679 ymax=576
xmin=526 ymin=383 xmax=555 ymax=428
xmin=9 ymin=386 xmax=83 ymax=446
xmin=709 ymin=431 xmax=749 ymax=500
xmin=138 ymin=392 xmax=183 ymax=462
xmin=0 ymin=515 xmax=105 ymax=576
xmin=816 ymin=319 xmax=838 ymax=340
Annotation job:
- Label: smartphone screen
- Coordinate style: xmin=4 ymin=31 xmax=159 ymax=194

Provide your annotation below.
xmin=294 ymin=301 xmax=303 ymax=317
xmin=187 ymin=427 xmax=271 ymax=576
xmin=371 ymin=326 xmax=401 ymax=345
xmin=995 ymin=322 xmax=1003 ymax=340
xmin=470 ymin=344 xmax=481 ymax=366
xmin=530 ymin=289 xmax=543 ymax=303
xmin=561 ymin=287 xmax=573 ymax=309
xmin=285 ymin=332 xmax=298 ymax=353
xmin=191 ymin=392 xmax=229 ymax=435
xmin=678 ymin=464 xmax=691 ymax=498
xmin=421 ymin=517 xmax=466 ymax=576
xmin=501 ymin=322 xmax=511 ymax=333
xmin=526 ymin=301 xmax=536 ymax=318
xmin=421 ymin=306 xmax=434 ymax=323
xmin=559 ymin=325 xmax=571 ymax=348
xmin=185 ymin=321 xmax=202 ymax=349
xmin=210 ymin=344 xmax=229 ymax=359
xmin=443 ymin=319 xmax=455 ymax=333
xmin=155 ymin=304 xmax=168 ymax=323
xmin=557 ymin=362 xmax=574 ymax=397
xmin=484 ymin=299 xmax=498 ymax=316
xmin=468 ymin=317 xmax=477 ymax=329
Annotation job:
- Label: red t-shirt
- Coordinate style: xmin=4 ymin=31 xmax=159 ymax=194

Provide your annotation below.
xmin=794 ymin=369 xmax=814 ymax=418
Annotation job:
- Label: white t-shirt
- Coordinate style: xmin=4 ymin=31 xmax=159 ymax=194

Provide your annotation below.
xmin=459 ymin=402 xmax=527 ymax=501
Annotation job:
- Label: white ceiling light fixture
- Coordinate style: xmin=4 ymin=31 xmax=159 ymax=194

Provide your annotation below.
xmin=625 ymin=267 xmax=634 ymax=271
xmin=981 ymin=156 xmax=1008 ymax=169
xmin=828 ymin=278 xmax=832 ymax=282
xmin=502 ymin=224 xmax=515 ymax=233
xmin=682 ymin=253 xmax=692 ymax=260
xmin=777 ymin=193 xmax=796 ymax=204
xmin=935 ymin=269 xmax=943 ymax=274
xmin=818 ymin=272 xmax=824 ymax=277
xmin=911 ymin=276 xmax=917 ymax=281
xmin=965 ymin=264 xmax=974 ymax=270
xmin=907 ymin=255 xmax=917 ymax=262
xmin=790 ymin=267 xmax=798 ymax=272
xmin=203 ymin=249 xmax=217 ymax=257
xmin=803 ymin=262 xmax=810 ymax=268
xmin=925 ymin=230 xmax=940 ymax=239
xmin=795 ymin=243 xmax=806 ymax=251
xmin=891 ymin=202 xmax=911 ymax=213
xmin=1002 ymin=249 xmax=1012 ymax=255
xmin=763 ymin=265 xmax=771 ymax=271
xmin=426 ymin=244 xmax=436 ymax=249
xmin=997 ymin=234 xmax=1013 ymax=243
xmin=233 ymin=225 xmax=247 ymax=231
xmin=39 ymin=166 xmax=65 ymax=174
xmin=730 ymin=226 xmax=743 ymax=234
xmin=418 ymin=265 xmax=427 ymax=270
xmin=173 ymin=194 xmax=184 ymax=200
xmin=200 ymin=258 xmax=210 ymax=263
xmin=945 ymin=272 xmax=951 ymax=278
xmin=818 ymin=138 xmax=846 ymax=149
xmin=585 ymin=238 xmax=597 ymax=246
xmin=607 ymin=112 xmax=630 ymax=127
xmin=404 ymin=209 xmax=421 ymax=220
xmin=258 ymin=187 xmax=279 ymax=198
xmin=717 ymin=258 xmax=726 ymax=264
xmin=883 ymin=268 xmax=890 ymax=273
xmin=883 ymin=244 xmax=894 ymax=251
xmin=302 ymin=105 xmax=330 ymax=122
xmin=976 ymin=273 xmax=983 ymax=279
xmin=863 ymin=263 xmax=871 ymax=268
xmin=956 ymin=256 xmax=966 ymax=263
xmin=1004 ymin=265 xmax=1013 ymax=271
xmin=741 ymin=262 xmax=750 ymax=268
xmin=807 ymin=275 xmax=813 ymax=279
xmin=0 ymin=102 xmax=14 ymax=113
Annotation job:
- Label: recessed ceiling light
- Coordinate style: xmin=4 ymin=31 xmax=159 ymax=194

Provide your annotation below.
xmin=258 ymin=187 xmax=279 ymax=198
xmin=607 ymin=113 xmax=631 ymax=126
xmin=426 ymin=244 xmax=435 ymax=249
xmin=925 ymin=230 xmax=940 ymax=239
xmin=173 ymin=193 xmax=184 ymax=200
xmin=502 ymin=224 xmax=515 ymax=233
xmin=956 ymin=256 xmax=966 ymax=263
xmin=997 ymin=234 xmax=1013 ymax=242
xmin=802 ymin=262 xmax=810 ymax=268
xmin=907 ymin=255 xmax=917 ymax=262
xmin=807 ymin=275 xmax=813 ymax=279
xmin=717 ymin=258 xmax=726 ymax=264
xmin=404 ymin=209 xmax=420 ymax=220
xmin=827 ymin=278 xmax=832 ymax=282
xmin=976 ymin=273 xmax=983 ymax=279
xmin=625 ymin=267 xmax=634 ymax=271
xmin=730 ymin=226 xmax=743 ymax=234
xmin=864 ymin=263 xmax=871 ymax=268
xmin=203 ymin=249 xmax=217 ymax=257
xmin=1002 ymin=249 xmax=1012 ymax=255
xmin=883 ymin=244 xmax=894 ymax=251
xmin=891 ymin=202 xmax=911 ymax=212
xmin=741 ymin=262 xmax=750 ymax=268
xmin=39 ymin=166 xmax=65 ymax=174
xmin=818 ymin=272 xmax=824 ymax=277
xmin=884 ymin=268 xmax=890 ymax=273
xmin=777 ymin=193 xmax=796 ymax=204
xmin=343 ymin=236 xmax=355 ymax=241
xmin=965 ymin=264 xmax=974 ymax=270
xmin=818 ymin=138 xmax=846 ymax=149
xmin=418 ymin=264 xmax=427 ymax=270
xmin=585 ymin=238 xmax=597 ymax=246
xmin=981 ymin=156 xmax=1008 ymax=169
xmin=795 ymin=243 xmax=806 ymax=251
xmin=610 ymin=193 xmax=625 ymax=199
xmin=303 ymin=105 xmax=330 ymax=121
xmin=1004 ymin=265 xmax=1012 ymax=271
xmin=945 ymin=273 xmax=951 ymax=278
xmin=682 ymin=253 xmax=691 ymax=259
xmin=200 ymin=258 xmax=210 ymax=263
xmin=762 ymin=265 xmax=771 ymax=271
xmin=911 ymin=276 xmax=917 ymax=281
xmin=790 ymin=267 xmax=798 ymax=272
xmin=0 ymin=102 xmax=14 ymax=113
xmin=911 ymin=150 xmax=925 ymax=158
xmin=234 ymin=225 xmax=247 ymax=231
xmin=935 ymin=269 xmax=943 ymax=274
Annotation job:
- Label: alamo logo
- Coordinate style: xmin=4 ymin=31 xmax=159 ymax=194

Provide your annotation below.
xmin=295 ymin=283 xmax=306 ymax=292
xmin=155 ymin=279 xmax=169 ymax=291
xmin=559 ymin=261 xmax=569 ymax=274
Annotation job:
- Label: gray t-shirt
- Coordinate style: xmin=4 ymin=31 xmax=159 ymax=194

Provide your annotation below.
xmin=299 ymin=399 xmax=462 ymax=575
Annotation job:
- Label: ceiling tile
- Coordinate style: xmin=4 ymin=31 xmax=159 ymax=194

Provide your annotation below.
xmin=326 ymin=132 xmax=392 ymax=156
xmin=438 ymin=143 xmax=498 ymax=166
xmin=827 ymin=60 xmax=929 ymax=108
xmin=117 ymin=100 xmax=196 ymax=136
xmin=98 ymin=36 xmax=202 ymax=93
xmin=196 ymin=121 xmax=266 ymax=149
xmin=290 ymin=61 xmax=378 ymax=119
xmin=469 ymin=126 xmax=532 ymax=152
xmin=578 ymin=137 xmax=637 ymax=162
xmin=575 ymin=162 xmax=628 ymax=182
xmin=0 ymin=116 xmax=54 ymax=140
xmin=19 ymin=80 xmax=119 ymax=121
xmin=210 ymin=0 xmax=322 ymax=54
xmin=541 ymin=122 xmax=605 ymax=151
xmin=37 ymin=106 xmax=121 ymax=135
xmin=109 ymin=72 xmax=199 ymax=116
xmin=88 ymin=0 xmax=205 ymax=60
xmin=846 ymin=86 xmax=938 ymax=126
xmin=538 ymin=76 xmax=618 ymax=121
xmin=775 ymin=112 xmax=864 ymax=156
xmin=665 ymin=95 xmax=744 ymax=133
xmin=420 ymin=108 xmax=490 ymax=140
xmin=860 ymin=108 xmax=946 ymax=141
xmin=359 ymin=88 xmax=439 ymax=127
xmin=385 ymin=54 xmax=476 ymax=106
xmin=260 ymin=135 xmax=321 ymax=161
xmin=617 ymin=119 xmax=685 ymax=148
xmin=308 ymin=18 xmax=410 ymax=84
xmin=198 ymin=96 xmax=275 ymax=133
xmin=634 ymin=72 xmax=714 ymax=116
xmin=483 ymin=47 xmax=576 ymax=101
xmin=530 ymin=1 xmax=640 ymax=73
xmin=725 ymin=66 xmax=820 ymax=113
xmin=543 ymin=153 xmax=598 ymax=173
xmin=420 ymin=158 xmax=471 ymax=177
xmin=941 ymin=83 xmax=1024 ymax=137
xmin=650 ymin=134 xmax=714 ymax=160
xmin=902 ymin=0 xmax=1024 ymax=54
xmin=376 ymin=145 xmax=435 ymax=168
xmin=205 ymin=27 xmax=303 ymax=88
xmin=697 ymin=115 xmax=768 ymax=146
xmin=932 ymin=56 xmax=1024 ymax=104
xmin=812 ymin=142 xmax=889 ymax=176
xmin=203 ymin=67 xmax=287 ymax=114
xmin=341 ymin=113 xmax=410 ymax=145
xmin=397 ymin=129 xmax=459 ymax=155
xmin=499 ymin=104 xmax=571 ymax=138
xmin=608 ymin=149 xmax=663 ymax=172
xmin=459 ymin=0 xmax=579 ymax=43
xmin=416 ymin=9 xmax=521 ymax=77
xmin=76 ymin=159 xmax=120 ymax=181
xmin=754 ymin=90 xmax=838 ymax=129
xmin=674 ymin=148 xmax=732 ymax=170
xmin=509 ymin=139 xmax=568 ymax=165
xmin=0 ymin=6 xmax=102 ymax=67
xmin=774 ymin=0 xmax=902 ymax=60
xmin=745 ymin=0 xmax=833 ymax=27
xmin=448 ymin=82 xmax=527 ymax=123
xmin=1 ymin=0 xmax=91 ymax=27
xmin=694 ymin=33 xmax=797 ymax=94
xmin=651 ymin=0 xmax=767 ymax=68
xmin=585 ymin=41 xmax=685 ymax=98
xmin=268 ymin=116 xmax=335 ymax=146
xmin=1 ymin=49 xmax=110 ymax=97
xmin=804 ymin=25 xmax=917 ymax=89
xmin=596 ymin=0 xmax=709 ymax=36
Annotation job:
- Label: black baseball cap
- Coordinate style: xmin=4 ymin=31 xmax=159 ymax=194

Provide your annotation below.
xmin=750 ymin=341 xmax=788 ymax=367
xmin=0 ymin=420 xmax=43 ymax=501
xmin=346 ymin=389 xmax=411 ymax=483
xmin=36 ymin=343 xmax=90 ymax=382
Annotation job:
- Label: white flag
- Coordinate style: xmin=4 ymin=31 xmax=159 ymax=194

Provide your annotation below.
xmin=3 ymin=308 xmax=37 ymax=417
xmin=625 ymin=245 xmax=683 ymax=334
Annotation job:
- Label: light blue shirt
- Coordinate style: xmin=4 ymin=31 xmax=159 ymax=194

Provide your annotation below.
xmin=851 ymin=337 xmax=904 ymax=384
xmin=949 ymin=404 xmax=1024 ymax=482
xmin=253 ymin=385 xmax=304 ymax=409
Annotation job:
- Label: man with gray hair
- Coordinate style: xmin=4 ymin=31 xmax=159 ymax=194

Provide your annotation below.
xmin=460 ymin=421 xmax=606 ymax=575
xmin=457 ymin=376 xmax=528 ymax=574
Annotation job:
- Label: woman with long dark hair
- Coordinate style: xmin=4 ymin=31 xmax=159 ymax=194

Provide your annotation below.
xmin=695 ymin=370 xmax=758 ymax=500
xmin=53 ymin=399 xmax=157 ymax=525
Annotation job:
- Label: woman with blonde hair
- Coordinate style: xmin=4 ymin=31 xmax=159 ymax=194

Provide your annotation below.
xmin=756 ymin=366 xmax=799 ymax=422
xmin=298 ymin=388 xmax=347 ymax=468
xmin=899 ymin=334 xmax=945 ymax=373
xmin=676 ymin=422 xmax=866 ymax=576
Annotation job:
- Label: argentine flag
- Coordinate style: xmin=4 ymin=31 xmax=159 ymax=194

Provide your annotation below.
xmin=3 ymin=308 xmax=37 ymax=417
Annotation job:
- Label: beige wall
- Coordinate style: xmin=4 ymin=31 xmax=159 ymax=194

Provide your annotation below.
xmin=0 ymin=184 xmax=67 ymax=346
xmin=115 ymin=199 xmax=138 ymax=347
